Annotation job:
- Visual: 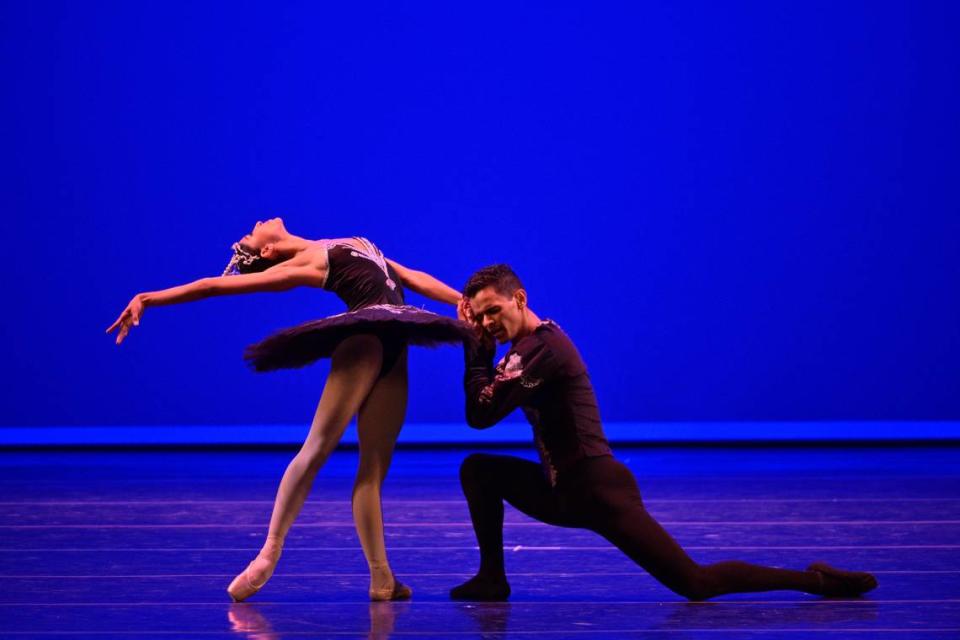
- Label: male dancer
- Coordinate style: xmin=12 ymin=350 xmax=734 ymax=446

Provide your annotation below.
xmin=451 ymin=264 xmax=878 ymax=601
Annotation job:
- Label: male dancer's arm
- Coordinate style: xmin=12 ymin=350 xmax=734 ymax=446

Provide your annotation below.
xmin=463 ymin=337 xmax=557 ymax=429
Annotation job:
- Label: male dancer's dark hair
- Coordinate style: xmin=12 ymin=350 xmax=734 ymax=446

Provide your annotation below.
xmin=463 ymin=264 xmax=524 ymax=298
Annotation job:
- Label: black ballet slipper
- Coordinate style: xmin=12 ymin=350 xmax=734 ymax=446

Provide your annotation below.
xmin=808 ymin=562 xmax=878 ymax=597
xmin=450 ymin=575 xmax=511 ymax=601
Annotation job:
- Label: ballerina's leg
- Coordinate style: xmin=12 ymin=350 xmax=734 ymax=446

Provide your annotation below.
xmin=228 ymin=334 xmax=384 ymax=601
xmin=354 ymin=346 xmax=412 ymax=600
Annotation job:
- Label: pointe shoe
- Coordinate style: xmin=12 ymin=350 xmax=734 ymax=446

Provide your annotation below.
xmin=228 ymin=541 xmax=283 ymax=603
xmin=228 ymin=558 xmax=273 ymax=602
xmin=808 ymin=562 xmax=878 ymax=597
xmin=369 ymin=579 xmax=413 ymax=602
xmin=228 ymin=537 xmax=283 ymax=602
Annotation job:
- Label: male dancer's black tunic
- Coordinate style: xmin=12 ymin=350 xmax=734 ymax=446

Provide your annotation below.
xmin=458 ymin=321 xmax=868 ymax=600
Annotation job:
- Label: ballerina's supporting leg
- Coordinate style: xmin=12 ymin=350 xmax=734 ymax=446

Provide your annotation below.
xmin=228 ymin=334 xmax=384 ymax=602
xmin=354 ymin=348 xmax=413 ymax=601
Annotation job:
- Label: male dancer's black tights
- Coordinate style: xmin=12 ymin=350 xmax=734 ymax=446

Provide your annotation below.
xmin=457 ymin=453 xmax=845 ymax=601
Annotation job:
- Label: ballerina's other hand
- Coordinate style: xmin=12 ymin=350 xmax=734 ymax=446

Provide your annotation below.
xmin=106 ymin=295 xmax=145 ymax=345
xmin=456 ymin=297 xmax=474 ymax=324
xmin=458 ymin=298 xmax=495 ymax=351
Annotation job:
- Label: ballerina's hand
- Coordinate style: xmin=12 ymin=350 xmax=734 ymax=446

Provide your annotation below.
xmin=106 ymin=295 xmax=145 ymax=345
xmin=456 ymin=297 xmax=474 ymax=324
xmin=458 ymin=298 xmax=495 ymax=351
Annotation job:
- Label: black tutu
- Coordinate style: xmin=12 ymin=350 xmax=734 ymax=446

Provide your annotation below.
xmin=244 ymin=304 xmax=475 ymax=372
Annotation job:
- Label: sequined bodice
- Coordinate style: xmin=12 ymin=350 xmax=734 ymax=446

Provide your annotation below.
xmin=322 ymin=238 xmax=405 ymax=311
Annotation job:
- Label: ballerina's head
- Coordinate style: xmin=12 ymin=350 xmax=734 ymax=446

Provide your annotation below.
xmin=222 ymin=217 xmax=292 ymax=275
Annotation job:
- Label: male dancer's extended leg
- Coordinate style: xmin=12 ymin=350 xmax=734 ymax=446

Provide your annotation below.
xmin=452 ymin=453 xmax=568 ymax=600
xmin=587 ymin=458 xmax=877 ymax=600
xmin=354 ymin=348 xmax=411 ymax=600
xmin=227 ymin=334 xmax=384 ymax=602
xmin=453 ymin=455 xmax=877 ymax=601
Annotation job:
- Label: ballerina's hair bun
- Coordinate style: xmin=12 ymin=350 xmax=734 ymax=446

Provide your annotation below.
xmin=222 ymin=242 xmax=274 ymax=276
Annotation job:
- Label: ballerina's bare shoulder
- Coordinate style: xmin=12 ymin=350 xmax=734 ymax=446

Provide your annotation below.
xmin=281 ymin=237 xmax=368 ymax=283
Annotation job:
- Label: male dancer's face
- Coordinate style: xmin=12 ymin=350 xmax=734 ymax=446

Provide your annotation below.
xmin=467 ymin=285 xmax=526 ymax=344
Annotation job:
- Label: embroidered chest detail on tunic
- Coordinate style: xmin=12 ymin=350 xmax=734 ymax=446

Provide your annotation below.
xmin=498 ymin=353 xmax=524 ymax=380
xmin=479 ymin=352 xmax=543 ymax=404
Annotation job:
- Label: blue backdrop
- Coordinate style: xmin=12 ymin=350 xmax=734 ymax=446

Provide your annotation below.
xmin=2 ymin=2 xmax=958 ymax=430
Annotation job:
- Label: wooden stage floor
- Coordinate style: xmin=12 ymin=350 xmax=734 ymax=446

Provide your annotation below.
xmin=1 ymin=446 xmax=957 ymax=638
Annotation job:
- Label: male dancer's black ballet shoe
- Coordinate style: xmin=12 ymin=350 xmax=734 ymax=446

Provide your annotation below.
xmin=369 ymin=579 xmax=413 ymax=602
xmin=450 ymin=575 xmax=511 ymax=601
xmin=808 ymin=562 xmax=878 ymax=597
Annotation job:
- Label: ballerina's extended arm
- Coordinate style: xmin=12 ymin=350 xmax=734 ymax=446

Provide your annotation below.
xmin=386 ymin=258 xmax=461 ymax=305
xmin=106 ymin=264 xmax=325 ymax=345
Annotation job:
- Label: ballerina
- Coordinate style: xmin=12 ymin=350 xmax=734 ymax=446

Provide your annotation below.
xmin=108 ymin=217 xmax=471 ymax=601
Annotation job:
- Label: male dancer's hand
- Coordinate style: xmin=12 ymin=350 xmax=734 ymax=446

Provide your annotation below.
xmin=458 ymin=297 xmax=495 ymax=352
xmin=106 ymin=294 xmax=145 ymax=345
